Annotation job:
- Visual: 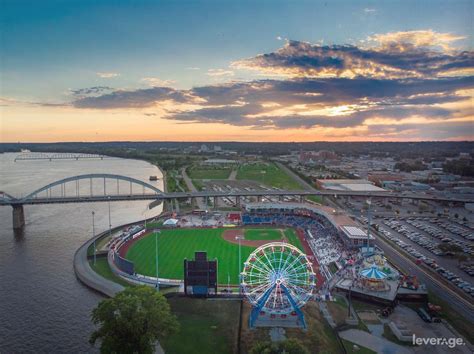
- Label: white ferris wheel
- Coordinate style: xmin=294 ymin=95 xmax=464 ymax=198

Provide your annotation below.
xmin=241 ymin=242 xmax=316 ymax=323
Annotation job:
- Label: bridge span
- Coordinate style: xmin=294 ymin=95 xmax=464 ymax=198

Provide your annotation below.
xmin=14 ymin=152 xmax=111 ymax=161
xmin=1 ymin=173 xmax=473 ymax=229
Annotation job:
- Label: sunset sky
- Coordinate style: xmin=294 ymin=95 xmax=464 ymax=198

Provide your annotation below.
xmin=1 ymin=0 xmax=473 ymax=142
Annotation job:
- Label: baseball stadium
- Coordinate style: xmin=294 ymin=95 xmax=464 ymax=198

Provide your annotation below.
xmin=89 ymin=202 xmax=434 ymax=353
xmin=107 ymin=202 xmax=369 ymax=292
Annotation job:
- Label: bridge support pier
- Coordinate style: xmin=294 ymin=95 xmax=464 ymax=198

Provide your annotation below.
xmin=299 ymin=195 xmax=305 ymax=203
xmin=12 ymin=204 xmax=25 ymax=229
xmin=213 ymin=196 xmax=218 ymax=209
xmin=236 ymin=196 xmax=241 ymax=207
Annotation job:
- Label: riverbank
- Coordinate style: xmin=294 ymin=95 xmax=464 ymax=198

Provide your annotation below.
xmin=74 ymin=227 xmax=126 ymax=297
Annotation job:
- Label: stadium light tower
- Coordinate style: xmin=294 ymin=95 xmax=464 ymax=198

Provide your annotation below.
xmin=235 ymin=235 xmax=244 ymax=294
xmin=92 ymin=211 xmax=96 ymax=265
xmin=155 ymin=229 xmax=161 ymax=291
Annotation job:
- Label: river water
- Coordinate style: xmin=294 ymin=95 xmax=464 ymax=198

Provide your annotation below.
xmin=0 ymin=153 xmax=163 ymax=353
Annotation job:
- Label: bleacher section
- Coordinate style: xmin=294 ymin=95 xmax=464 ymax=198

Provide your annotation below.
xmin=242 ymin=206 xmax=353 ymax=284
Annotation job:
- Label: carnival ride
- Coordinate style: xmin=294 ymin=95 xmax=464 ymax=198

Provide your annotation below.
xmin=241 ymin=242 xmax=316 ymax=328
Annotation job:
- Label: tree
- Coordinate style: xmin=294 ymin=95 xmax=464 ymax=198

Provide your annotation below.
xmin=90 ymin=286 xmax=179 ymax=354
xmin=438 ymin=243 xmax=463 ymax=254
xmin=250 ymin=339 xmax=309 ymax=354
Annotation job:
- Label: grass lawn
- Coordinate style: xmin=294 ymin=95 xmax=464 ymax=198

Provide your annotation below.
xmin=126 ymin=228 xmax=254 ymax=284
xmin=88 ymin=257 xmax=132 ymax=288
xmin=240 ymin=301 xmax=343 ymax=354
xmin=187 ymin=165 xmax=232 ymax=180
xmin=244 ymin=228 xmax=283 ymax=241
xmin=236 ymin=162 xmax=302 ymax=189
xmin=307 ymin=195 xmax=323 ymax=204
xmin=341 ymin=339 xmax=376 ymax=354
xmin=162 ymin=296 xmax=240 ymax=354
xmin=191 ymin=178 xmax=205 ymax=191
xmin=126 ymin=228 xmax=305 ymax=284
xmin=166 ymin=172 xmax=187 ymax=193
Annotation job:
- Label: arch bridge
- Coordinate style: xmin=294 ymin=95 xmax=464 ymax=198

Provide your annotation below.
xmin=2 ymin=174 xmax=163 ymax=229
xmin=1 ymin=173 xmax=473 ymax=230
xmin=14 ymin=152 xmax=111 ymax=161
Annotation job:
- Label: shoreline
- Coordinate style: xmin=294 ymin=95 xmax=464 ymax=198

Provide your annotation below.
xmin=74 ymin=220 xmax=142 ymax=297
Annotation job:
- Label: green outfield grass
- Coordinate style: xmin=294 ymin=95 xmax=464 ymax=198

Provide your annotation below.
xmin=125 ymin=227 xmax=304 ymax=284
xmin=187 ymin=165 xmax=232 ymax=180
xmin=236 ymin=162 xmax=302 ymax=189
xmin=244 ymin=228 xmax=283 ymax=241
xmin=283 ymin=228 xmax=304 ymax=252
xmin=126 ymin=228 xmax=254 ymax=284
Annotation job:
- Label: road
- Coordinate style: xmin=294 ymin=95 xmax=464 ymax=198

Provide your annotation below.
xmin=180 ymin=168 xmax=206 ymax=210
xmin=375 ymin=236 xmax=474 ymax=323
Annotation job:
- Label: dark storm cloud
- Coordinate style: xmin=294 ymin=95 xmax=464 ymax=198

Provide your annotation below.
xmin=68 ymin=75 xmax=473 ymax=131
xmin=72 ymin=87 xmax=191 ymax=109
xmin=172 ymin=98 xmax=457 ymax=130
xmin=70 ymin=86 xmax=114 ymax=96
xmin=189 ymin=77 xmax=474 ymax=107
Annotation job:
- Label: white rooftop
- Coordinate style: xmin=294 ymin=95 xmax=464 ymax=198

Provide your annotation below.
xmin=341 ymin=225 xmax=374 ymax=239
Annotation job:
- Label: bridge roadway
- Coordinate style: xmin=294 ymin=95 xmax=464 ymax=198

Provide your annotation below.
xmin=1 ymin=189 xmax=473 ymax=206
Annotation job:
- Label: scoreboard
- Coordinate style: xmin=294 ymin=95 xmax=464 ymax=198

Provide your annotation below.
xmin=183 ymin=251 xmax=218 ymax=296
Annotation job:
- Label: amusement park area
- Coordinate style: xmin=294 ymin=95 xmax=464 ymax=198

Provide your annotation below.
xmin=79 ymin=201 xmax=474 ymax=354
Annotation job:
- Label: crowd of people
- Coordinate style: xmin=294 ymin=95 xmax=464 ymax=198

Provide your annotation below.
xmin=242 ymin=208 xmax=353 ymax=283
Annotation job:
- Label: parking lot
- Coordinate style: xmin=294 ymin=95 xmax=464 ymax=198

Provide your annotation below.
xmin=374 ymin=216 xmax=474 ymax=299
xmin=202 ymin=179 xmax=300 ymax=208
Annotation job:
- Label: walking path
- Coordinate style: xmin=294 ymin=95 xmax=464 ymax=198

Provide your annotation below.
xmin=74 ymin=232 xmax=125 ymax=297
xmin=74 ymin=227 xmax=165 ymax=354
xmin=181 ymin=168 xmax=206 ymax=209
xmin=339 ymin=329 xmax=414 ymax=354
xmin=318 ymin=302 xmax=336 ymax=328
xmin=229 ymin=169 xmax=237 ymax=180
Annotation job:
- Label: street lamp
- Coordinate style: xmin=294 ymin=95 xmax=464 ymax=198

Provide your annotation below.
xmin=366 ymin=198 xmax=372 ymax=255
xmin=348 ymin=284 xmax=353 ymax=318
xmin=155 ymin=229 xmax=161 ymax=291
xmin=235 ymin=235 xmax=244 ymax=294
xmin=144 ymin=206 xmax=148 ymax=229
xmin=107 ymin=196 xmax=112 ymax=237
xmin=92 ymin=211 xmax=96 ymax=265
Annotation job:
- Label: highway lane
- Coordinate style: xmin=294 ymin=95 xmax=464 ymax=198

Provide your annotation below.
xmin=375 ymin=236 xmax=474 ymax=323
